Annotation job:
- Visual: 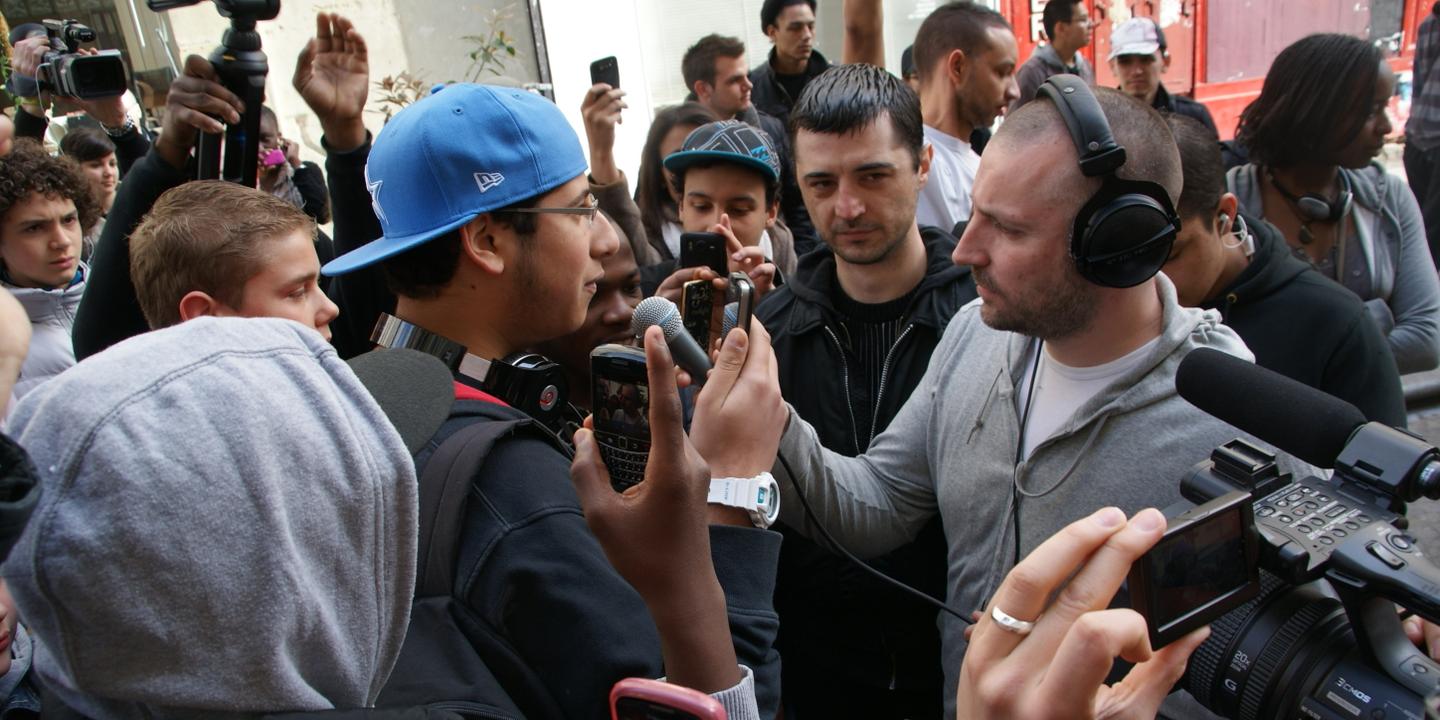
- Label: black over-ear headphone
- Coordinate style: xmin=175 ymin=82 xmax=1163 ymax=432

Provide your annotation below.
xmin=1037 ymin=75 xmax=1182 ymax=288
xmin=370 ymin=313 xmax=568 ymax=430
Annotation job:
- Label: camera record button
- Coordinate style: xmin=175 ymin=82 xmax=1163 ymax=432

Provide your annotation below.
xmin=1389 ymin=534 xmax=1414 ymax=552
xmin=1368 ymin=542 xmax=1406 ymax=569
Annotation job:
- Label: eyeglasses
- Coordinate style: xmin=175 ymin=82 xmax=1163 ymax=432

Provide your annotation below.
xmin=504 ymin=193 xmax=601 ymax=226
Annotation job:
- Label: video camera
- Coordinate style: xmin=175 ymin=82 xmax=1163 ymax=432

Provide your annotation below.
xmin=35 ymin=19 xmax=127 ymax=100
xmin=146 ymin=0 xmax=281 ymax=186
xmin=1130 ymin=347 xmax=1440 ymax=719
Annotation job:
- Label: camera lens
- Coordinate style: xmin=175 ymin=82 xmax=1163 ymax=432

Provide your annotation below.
xmin=1185 ymin=573 xmax=1354 ymax=719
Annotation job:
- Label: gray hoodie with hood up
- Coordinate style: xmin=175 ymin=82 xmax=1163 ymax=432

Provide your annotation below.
xmin=774 ymin=273 xmax=1309 ymax=716
xmin=1 ymin=316 xmax=418 ymax=719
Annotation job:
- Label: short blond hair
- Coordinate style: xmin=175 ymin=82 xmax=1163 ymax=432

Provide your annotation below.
xmin=130 ymin=180 xmax=314 ymax=329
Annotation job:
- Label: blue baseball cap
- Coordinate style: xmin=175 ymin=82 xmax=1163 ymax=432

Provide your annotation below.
xmin=663 ymin=120 xmax=781 ymax=184
xmin=323 ymin=84 xmax=587 ymax=276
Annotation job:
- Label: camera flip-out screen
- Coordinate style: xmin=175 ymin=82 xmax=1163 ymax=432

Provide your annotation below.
xmin=1128 ymin=490 xmax=1262 ymax=648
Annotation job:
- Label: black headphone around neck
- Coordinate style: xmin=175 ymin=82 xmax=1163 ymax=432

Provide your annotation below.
xmin=1037 ymin=75 xmax=1182 ymax=288
xmin=370 ymin=313 xmax=568 ymax=430
xmin=1269 ymin=168 xmax=1353 ymax=224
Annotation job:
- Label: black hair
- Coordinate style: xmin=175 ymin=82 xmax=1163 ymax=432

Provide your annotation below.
xmin=260 ymin=105 xmax=278 ymax=127
xmin=1235 ymin=33 xmax=1383 ymax=168
xmin=682 ymin=35 xmax=746 ymax=96
xmin=761 ymin=0 xmax=817 ymax=33
xmin=901 ymin=45 xmax=916 ymax=78
xmin=381 ymin=197 xmax=538 ymax=300
xmin=789 ymin=64 xmax=925 ymax=168
xmin=1165 ymin=113 xmax=1224 ymax=220
xmin=1042 ymin=0 xmax=1083 ymax=43
xmin=59 ymin=127 xmax=116 ymax=163
xmin=636 ymin=102 xmax=720 ymax=243
xmin=913 ymin=2 xmax=1012 ymax=85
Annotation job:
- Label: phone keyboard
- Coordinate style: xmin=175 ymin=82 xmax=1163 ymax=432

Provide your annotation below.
xmin=597 ymin=432 xmax=649 ymax=491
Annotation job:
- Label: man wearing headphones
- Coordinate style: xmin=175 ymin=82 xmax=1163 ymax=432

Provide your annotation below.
xmin=701 ymin=78 xmax=1309 ymax=718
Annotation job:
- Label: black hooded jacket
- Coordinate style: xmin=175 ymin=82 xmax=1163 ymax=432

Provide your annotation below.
xmin=1204 ymin=214 xmax=1406 ymax=427
xmin=755 ymin=226 xmax=975 ymax=717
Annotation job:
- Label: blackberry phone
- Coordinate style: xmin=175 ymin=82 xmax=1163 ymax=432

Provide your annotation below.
xmin=591 ymin=343 xmax=650 ymax=492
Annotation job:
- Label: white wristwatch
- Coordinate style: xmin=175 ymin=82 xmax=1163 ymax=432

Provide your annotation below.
xmin=708 ymin=472 xmax=780 ymax=529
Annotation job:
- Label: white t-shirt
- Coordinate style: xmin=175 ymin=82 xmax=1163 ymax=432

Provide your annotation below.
xmin=1015 ymin=336 xmax=1162 ymax=460
xmin=916 ymin=124 xmax=981 ymax=233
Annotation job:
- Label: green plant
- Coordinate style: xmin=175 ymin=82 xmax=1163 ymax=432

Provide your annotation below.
xmin=462 ymin=5 xmax=520 ymax=82
xmin=371 ymin=71 xmax=430 ymax=122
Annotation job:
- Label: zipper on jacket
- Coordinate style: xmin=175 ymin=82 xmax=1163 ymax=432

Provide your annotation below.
xmin=868 ymin=323 xmax=915 ymax=446
xmin=822 ymin=326 xmax=863 ymax=455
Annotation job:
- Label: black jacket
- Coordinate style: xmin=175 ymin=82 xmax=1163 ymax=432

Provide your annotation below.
xmin=755 ymin=227 xmax=975 ymax=718
xmin=748 ymin=48 xmax=831 ymax=125
xmin=322 ymin=134 xmax=397 ymax=359
xmin=1206 ymin=214 xmax=1407 ymax=427
xmin=1153 ymin=83 xmax=1219 ymax=138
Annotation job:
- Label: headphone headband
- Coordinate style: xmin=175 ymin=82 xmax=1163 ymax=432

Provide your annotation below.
xmin=1038 ymin=74 xmax=1125 ymax=177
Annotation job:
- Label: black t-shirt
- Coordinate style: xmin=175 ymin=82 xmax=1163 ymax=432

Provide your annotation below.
xmin=830 ymin=283 xmax=919 ymax=449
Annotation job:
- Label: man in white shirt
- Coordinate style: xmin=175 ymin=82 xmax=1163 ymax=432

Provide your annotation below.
xmin=912 ymin=2 xmax=1019 ymax=234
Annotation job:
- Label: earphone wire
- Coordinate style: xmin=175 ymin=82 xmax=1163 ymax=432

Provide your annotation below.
xmin=775 ymin=449 xmax=972 ymax=623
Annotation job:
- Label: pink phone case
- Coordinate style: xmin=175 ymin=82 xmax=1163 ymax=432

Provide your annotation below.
xmin=261 ymin=148 xmax=287 ymax=167
xmin=610 ymin=678 xmax=727 ymax=720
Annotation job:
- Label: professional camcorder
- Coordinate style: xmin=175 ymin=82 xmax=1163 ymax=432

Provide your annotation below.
xmin=1130 ymin=348 xmax=1440 ymax=719
xmin=36 ymin=19 xmax=127 ymax=99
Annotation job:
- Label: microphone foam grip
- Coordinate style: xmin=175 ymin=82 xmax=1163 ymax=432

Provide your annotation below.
xmin=1175 ymin=347 xmax=1364 ymax=468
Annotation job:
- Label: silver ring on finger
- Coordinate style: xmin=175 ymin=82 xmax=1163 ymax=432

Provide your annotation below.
xmin=991 ymin=606 xmax=1037 ymax=636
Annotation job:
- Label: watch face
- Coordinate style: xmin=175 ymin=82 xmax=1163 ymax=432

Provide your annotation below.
xmin=757 ymin=476 xmax=780 ymax=526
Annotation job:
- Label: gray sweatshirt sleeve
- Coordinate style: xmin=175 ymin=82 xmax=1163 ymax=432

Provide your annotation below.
xmin=1378 ymin=173 xmax=1440 ymax=374
xmin=773 ymin=323 xmax=955 ymax=557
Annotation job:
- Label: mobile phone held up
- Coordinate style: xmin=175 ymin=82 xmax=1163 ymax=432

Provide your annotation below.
xmin=611 ymin=678 xmax=727 ymax=720
xmin=679 ymin=232 xmax=728 ymax=277
xmin=591 ymin=56 xmax=620 ymax=89
xmin=591 ymin=344 xmax=649 ymax=492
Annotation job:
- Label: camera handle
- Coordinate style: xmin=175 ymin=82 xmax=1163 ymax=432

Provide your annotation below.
xmin=194 ymin=14 xmax=268 ymax=186
xmin=1327 ymin=522 xmax=1440 ymax=697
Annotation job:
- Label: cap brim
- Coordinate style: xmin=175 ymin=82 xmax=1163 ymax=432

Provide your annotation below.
xmin=322 ymin=212 xmax=479 ymax=277
xmin=663 ymin=149 xmax=779 ymax=183
xmin=1108 ymin=42 xmax=1160 ymax=60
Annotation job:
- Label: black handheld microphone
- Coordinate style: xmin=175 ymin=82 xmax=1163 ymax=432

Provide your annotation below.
xmin=1175 ymin=347 xmax=1365 ymax=468
xmin=632 ymin=297 xmax=713 ymax=383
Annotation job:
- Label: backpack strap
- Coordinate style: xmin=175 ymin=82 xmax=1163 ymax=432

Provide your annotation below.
xmin=414 ymin=417 xmax=527 ymax=598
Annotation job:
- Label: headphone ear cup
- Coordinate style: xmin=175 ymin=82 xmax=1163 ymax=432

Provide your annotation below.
xmin=1073 ymin=194 xmax=1179 ymax=288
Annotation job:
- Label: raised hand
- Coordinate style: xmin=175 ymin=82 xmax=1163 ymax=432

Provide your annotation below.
xmin=292 ymin=12 xmax=369 ymax=151
xmin=154 ymin=54 xmax=244 ymax=170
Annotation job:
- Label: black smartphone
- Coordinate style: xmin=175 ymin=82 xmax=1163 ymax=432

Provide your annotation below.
xmin=727 ymin=272 xmax=755 ymax=338
xmin=591 ymin=343 xmax=649 ymax=492
xmin=681 ymin=279 xmax=714 ymax=349
xmin=590 ymin=56 xmax=619 ymax=88
xmin=679 ymin=232 xmax=728 ymax=277
xmin=1127 ymin=490 xmax=1262 ymax=649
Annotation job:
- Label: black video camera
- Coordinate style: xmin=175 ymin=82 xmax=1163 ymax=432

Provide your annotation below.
xmin=1130 ymin=348 xmax=1440 ymax=719
xmin=36 ymin=19 xmax=127 ymax=100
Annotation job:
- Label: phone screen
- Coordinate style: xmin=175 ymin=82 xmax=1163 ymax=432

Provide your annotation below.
xmin=592 ymin=376 xmax=650 ymax=440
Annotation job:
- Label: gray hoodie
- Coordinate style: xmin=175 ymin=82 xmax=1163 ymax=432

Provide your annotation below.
xmin=5 ymin=263 xmax=86 ymax=401
xmin=774 ymin=273 xmax=1309 ymax=716
xmin=2 ymin=316 xmax=417 ymax=718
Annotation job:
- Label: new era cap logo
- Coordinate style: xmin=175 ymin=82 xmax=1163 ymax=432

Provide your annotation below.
xmin=475 ymin=172 xmax=505 ymax=193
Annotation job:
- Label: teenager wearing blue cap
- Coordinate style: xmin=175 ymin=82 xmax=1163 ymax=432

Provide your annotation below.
xmin=320 ymin=54 xmax=788 ymax=717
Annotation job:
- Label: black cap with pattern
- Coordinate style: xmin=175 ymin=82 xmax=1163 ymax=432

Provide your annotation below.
xmin=663 ymin=120 xmax=781 ymax=183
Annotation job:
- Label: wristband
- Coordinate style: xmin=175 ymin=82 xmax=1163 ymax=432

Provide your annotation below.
xmin=708 ymin=472 xmax=780 ymax=529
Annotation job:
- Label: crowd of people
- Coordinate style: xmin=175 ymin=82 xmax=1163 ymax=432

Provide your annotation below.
xmin=0 ymin=0 xmax=1434 ymax=718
